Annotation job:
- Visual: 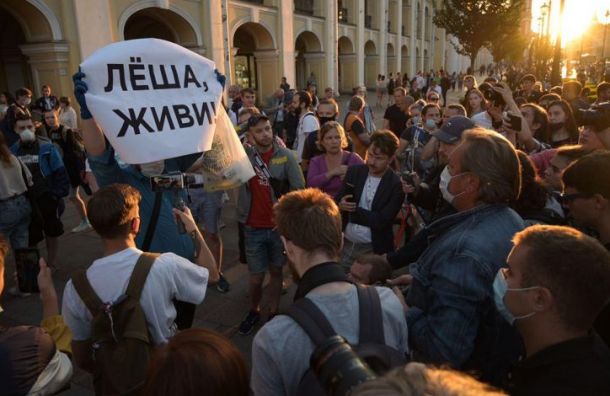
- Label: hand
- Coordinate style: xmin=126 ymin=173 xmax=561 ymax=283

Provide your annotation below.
xmin=37 ymin=258 xmax=56 ymax=298
xmin=392 ymin=286 xmax=410 ymax=312
xmin=172 ymin=206 xmax=198 ymax=233
xmin=339 ymin=195 xmax=357 ymax=212
xmin=333 ymin=165 xmax=348 ymax=179
xmin=386 ymin=274 xmax=413 ymax=287
xmin=492 ymin=83 xmax=513 ymax=101
xmin=72 ymin=68 xmax=92 ymax=120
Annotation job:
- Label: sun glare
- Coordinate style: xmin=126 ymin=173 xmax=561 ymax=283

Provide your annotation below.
xmin=531 ymin=0 xmax=610 ymax=44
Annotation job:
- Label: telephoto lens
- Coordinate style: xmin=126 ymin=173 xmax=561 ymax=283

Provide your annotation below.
xmin=310 ymin=335 xmax=376 ymax=396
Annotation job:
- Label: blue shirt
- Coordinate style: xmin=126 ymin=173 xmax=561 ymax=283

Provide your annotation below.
xmin=88 ymin=147 xmax=197 ymax=260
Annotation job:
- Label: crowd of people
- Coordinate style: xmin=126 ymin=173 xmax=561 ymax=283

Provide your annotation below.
xmin=1 ymin=63 xmax=610 ymax=396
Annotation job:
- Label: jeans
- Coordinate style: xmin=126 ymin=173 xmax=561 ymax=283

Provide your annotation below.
xmin=244 ymin=226 xmax=285 ymax=274
xmin=0 ymin=194 xmax=31 ymax=249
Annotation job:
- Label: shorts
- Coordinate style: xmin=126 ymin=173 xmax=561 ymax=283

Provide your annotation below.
xmin=188 ymin=189 xmax=224 ymax=234
xmin=244 ymin=226 xmax=286 ymax=274
xmin=29 ymin=194 xmax=64 ymax=244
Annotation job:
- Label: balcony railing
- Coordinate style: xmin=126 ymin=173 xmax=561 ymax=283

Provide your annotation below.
xmin=295 ymin=0 xmax=314 ymax=15
xmin=338 ymin=7 xmax=348 ymax=23
xmin=365 ymin=15 xmax=372 ymax=28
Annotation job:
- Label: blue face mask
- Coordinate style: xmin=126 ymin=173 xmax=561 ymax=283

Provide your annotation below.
xmin=493 ymin=269 xmax=538 ymax=325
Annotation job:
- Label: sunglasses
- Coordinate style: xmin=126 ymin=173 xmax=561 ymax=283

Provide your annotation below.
xmin=559 ymin=192 xmax=593 ymax=204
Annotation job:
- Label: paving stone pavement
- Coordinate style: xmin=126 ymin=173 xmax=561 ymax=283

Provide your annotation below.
xmin=0 ymin=88 xmax=468 ymax=394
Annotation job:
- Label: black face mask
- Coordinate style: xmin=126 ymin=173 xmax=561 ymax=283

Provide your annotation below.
xmin=318 ymin=116 xmax=336 ymax=125
xmin=549 ymin=122 xmax=565 ymax=132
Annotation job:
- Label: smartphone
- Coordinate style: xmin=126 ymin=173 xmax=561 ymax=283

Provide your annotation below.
xmin=15 ymin=248 xmax=40 ymax=293
xmin=344 ymin=182 xmax=355 ymax=202
xmin=149 ymin=172 xmax=184 ymax=192
xmin=507 ymin=113 xmax=522 ymax=131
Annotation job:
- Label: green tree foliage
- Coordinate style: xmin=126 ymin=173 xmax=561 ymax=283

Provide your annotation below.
xmin=433 ymin=0 xmax=525 ymax=67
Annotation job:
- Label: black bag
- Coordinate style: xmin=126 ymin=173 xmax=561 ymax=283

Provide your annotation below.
xmin=287 ymin=285 xmax=407 ymax=396
xmin=71 ymin=253 xmax=158 ymax=395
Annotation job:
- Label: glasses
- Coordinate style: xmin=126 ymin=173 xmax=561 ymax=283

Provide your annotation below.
xmin=559 ymin=192 xmax=593 ymax=204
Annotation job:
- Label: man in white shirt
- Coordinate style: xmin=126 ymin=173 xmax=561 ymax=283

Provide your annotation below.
xmin=337 ymin=130 xmax=405 ymax=271
xmin=292 ymin=91 xmax=320 ymax=168
xmin=62 ymin=184 xmax=218 ymax=370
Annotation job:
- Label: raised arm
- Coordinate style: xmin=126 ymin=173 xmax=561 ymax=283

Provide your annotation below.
xmin=73 ymin=70 xmax=107 ymax=156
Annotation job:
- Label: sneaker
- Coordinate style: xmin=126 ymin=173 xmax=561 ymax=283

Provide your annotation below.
xmin=8 ymin=286 xmax=31 ymax=297
xmin=216 ymin=274 xmax=230 ymax=293
xmin=238 ymin=310 xmax=260 ymax=335
xmin=72 ymin=220 xmax=92 ymax=233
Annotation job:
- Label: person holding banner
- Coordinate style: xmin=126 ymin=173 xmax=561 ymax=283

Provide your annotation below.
xmin=72 ymin=71 xmax=214 ymax=329
xmin=237 ymin=114 xmax=305 ymax=335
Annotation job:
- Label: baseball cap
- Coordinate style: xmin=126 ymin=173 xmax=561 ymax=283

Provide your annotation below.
xmin=433 ymin=116 xmax=475 ymax=144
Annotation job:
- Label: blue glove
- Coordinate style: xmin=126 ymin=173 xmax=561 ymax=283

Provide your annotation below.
xmin=214 ymin=69 xmax=226 ymax=90
xmin=72 ymin=68 xmax=92 ymax=120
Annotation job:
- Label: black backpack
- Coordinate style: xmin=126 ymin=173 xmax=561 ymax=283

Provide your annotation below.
xmin=72 ymin=253 xmax=158 ymax=395
xmin=287 ymin=285 xmax=407 ymax=396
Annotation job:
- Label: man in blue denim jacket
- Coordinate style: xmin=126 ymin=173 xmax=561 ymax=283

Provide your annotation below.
xmin=400 ymin=128 xmax=525 ymax=385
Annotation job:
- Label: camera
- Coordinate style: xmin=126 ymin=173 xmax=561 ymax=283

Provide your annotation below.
xmin=400 ymin=171 xmax=415 ymax=186
xmin=481 ymin=84 xmax=506 ymax=108
xmin=149 ymin=171 xmax=203 ymax=234
xmin=310 ymin=335 xmax=376 ymax=396
xmin=577 ymin=102 xmax=610 ymax=131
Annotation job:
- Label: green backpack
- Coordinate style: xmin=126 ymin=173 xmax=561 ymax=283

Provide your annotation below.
xmin=72 ymin=253 xmax=159 ymax=395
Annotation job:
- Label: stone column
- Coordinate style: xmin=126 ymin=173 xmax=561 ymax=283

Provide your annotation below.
xmin=325 ymin=0 xmax=338 ymax=93
xmin=279 ymin=0 xmax=296 ymax=88
xmin=419 ymin=3 xmax=425 ymax=72
xmin=254 ymin=49 xmax=280 ymax=100
xmin=396 ymin=0 xmax=403 ymax=74
xmin=378 ymin=0 xmax=388 ymax=80
xmin=409 ymin=2 xmax=416 ymax=75
xmin=356 ymin=0 xmax=366 ymax=86
xmin=207 ymin=1 xmax=226 ymax=75
xmin=20 ymin=43 xmax=71 ymax=98
xmin=72 ymin=0 xmax=114 ymax=59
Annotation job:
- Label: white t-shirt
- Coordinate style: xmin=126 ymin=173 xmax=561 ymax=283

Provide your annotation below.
xmin=295 ymin=112 xmax=320 ymax=162
xmin=471 ymin=111 xmax=493 ymax=129
xmin=62 ymin=247 xmax=208 ymax=345
xmin=345 ymin=175 xmax=381 ymax=243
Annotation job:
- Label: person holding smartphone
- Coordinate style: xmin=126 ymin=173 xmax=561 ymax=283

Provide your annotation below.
xmin=0 ymin=236 xmax=73 ymax=394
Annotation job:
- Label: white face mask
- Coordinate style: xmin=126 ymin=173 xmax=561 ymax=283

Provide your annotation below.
xmin=19 ymin=128 xmax=36 ymax=143
xmin=439 ymin=166 xmax=467 ymax=204
xmin=22 ymin=98 xmax=32 ymax=106
xmin=139 ymin=161 xmax=165 ymax=177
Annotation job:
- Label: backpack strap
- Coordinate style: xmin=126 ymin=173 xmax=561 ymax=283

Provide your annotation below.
xmin=125 ymin=253 xmax=159 ymax=300
xmin=72 ymin=270 xmax=104 ymax=316
xmin=287 ymin=298 xmax=337 ymax=346
xmin=356 ymin=285 xmax=386 ymax=345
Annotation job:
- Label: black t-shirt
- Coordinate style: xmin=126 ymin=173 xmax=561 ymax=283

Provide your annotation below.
xmin=506 ymin=335 xmax=610 ymax=395
xmin=383 ymin=105 xmax=409 ymax=138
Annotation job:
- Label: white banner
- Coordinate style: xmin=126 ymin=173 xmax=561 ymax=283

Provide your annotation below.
xmin=80 ymin=38 xmax=223 ymax=164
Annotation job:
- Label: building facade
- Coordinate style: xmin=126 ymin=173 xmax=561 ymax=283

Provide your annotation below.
xmin=0 ymin=0 xmax=482 ymax=102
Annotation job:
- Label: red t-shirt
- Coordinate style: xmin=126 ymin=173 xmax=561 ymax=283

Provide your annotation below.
xmin=246 ymin=148 xmax=275 ymax=228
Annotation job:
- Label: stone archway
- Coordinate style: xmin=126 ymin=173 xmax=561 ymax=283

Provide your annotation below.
xmin=0 ymin=0 xmax=67 ymax=99
xmin=338 ymin=36 xmax=356 ymax=94
xmin=232 ymin=22 xmax=277 ymax=100
xmin=123 ymin=7 xmax=201 ymax=48
xmin=364 ymin=40 xmax=377 ymax=89
xmin=295 ymin=31 xmax=323 ymax=90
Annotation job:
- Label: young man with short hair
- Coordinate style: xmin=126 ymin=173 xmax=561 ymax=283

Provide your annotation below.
xmin=301 ymin=98 xmax=340 ymax=162
xmin=251 ymin=188 xmax=408 ymax=395
xmin=499 ymin=225 xmax=610 ymax=394
xmin=237 ymin=115 xmax=305 ymax=335
xmin=383 ymin=87 xmax=410 ymax=138
xmin=348 ymin=253 xmax=393 ymax=285
xmin=10 ymin=112 xmax=69 ymax=269
xmin=62 ymin=184 xmax=218 ymax=370
xmin=337 ymin=130 xmax=404 ymax=270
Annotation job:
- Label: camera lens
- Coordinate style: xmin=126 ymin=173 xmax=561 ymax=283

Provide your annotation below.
xmin=310 ymin=335 xmax=376 ymax=396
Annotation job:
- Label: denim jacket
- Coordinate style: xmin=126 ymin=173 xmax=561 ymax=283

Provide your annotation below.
xmin=406 ymin=204 xmax=524 ymax=385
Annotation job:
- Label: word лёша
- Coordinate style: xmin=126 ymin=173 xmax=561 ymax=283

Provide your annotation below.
xmin=105 ymin=58 xmax=217 ymax=137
